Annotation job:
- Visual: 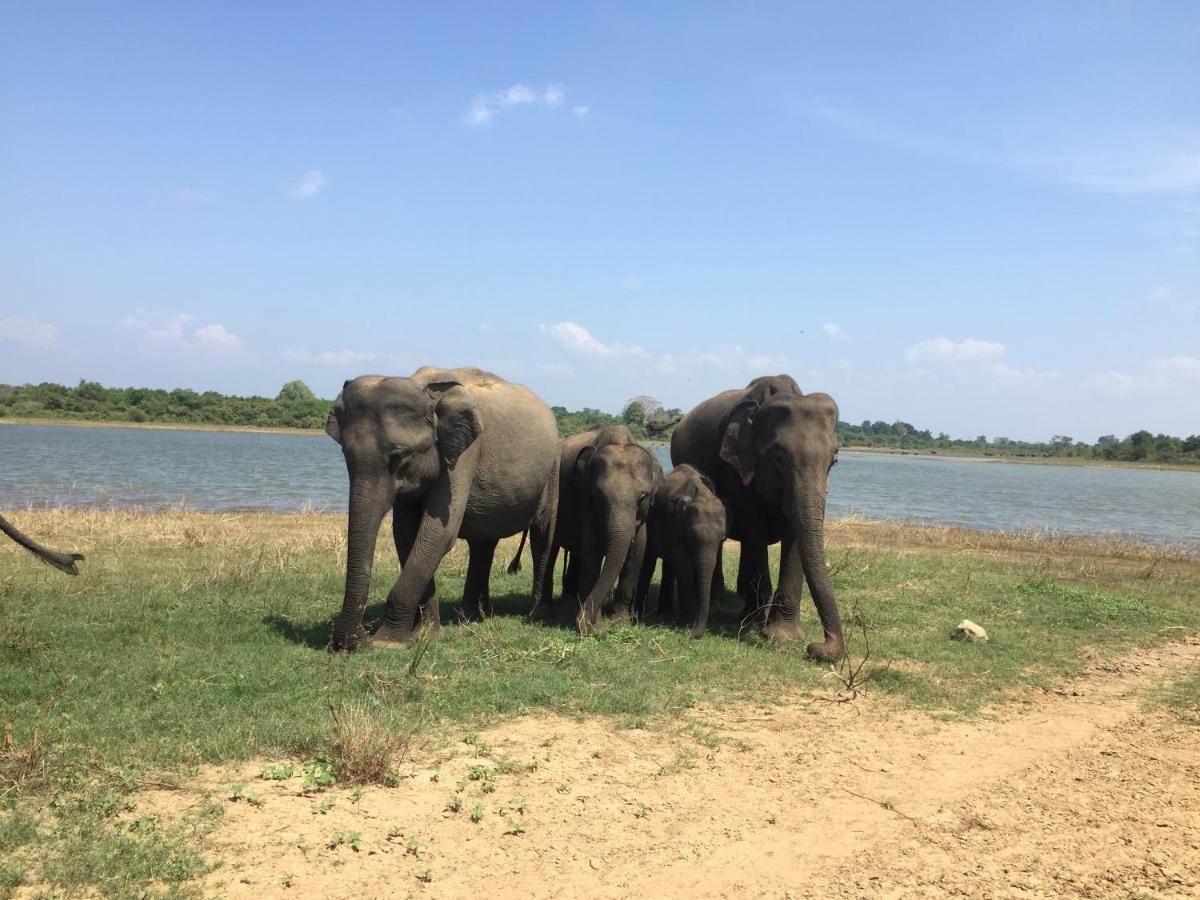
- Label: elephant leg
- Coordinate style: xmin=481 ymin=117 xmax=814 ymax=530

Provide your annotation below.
xmin=763 ymin=532 xmax=806 ymax=642
xmin=462 ymin=539 xmax=497 ymax=621
xmin=633 ymin=538 xmax=657 ymax=621
xmin=657 ymin=558 xmax=676 ymax=619
xmin=383 ymin=501 xmax=441 ymax=640
xmin=712 ymin=543 xmax=726 ymax=605
xmin=562 ymin=549 xmax=581 ymax=607
xmin=674 ymin=550 xmax=698 ymax=627
xmin=372 ymin=467 xmax=470 ymax=648
xmin=529 ymin=456 xmax=558 ymax=610
xmin=530 ymin=537 xmax=560 ymax=622
xmin=612 ymin=525 xmax=647 ymax=622
xmin=738 ymin=541 xmax=771 ymax=629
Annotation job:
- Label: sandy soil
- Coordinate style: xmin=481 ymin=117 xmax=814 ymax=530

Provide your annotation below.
xmin=131 ymin=638 xmax=1200 ymax=899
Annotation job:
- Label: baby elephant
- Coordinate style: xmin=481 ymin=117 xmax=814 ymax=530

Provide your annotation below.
xmin=638 ymin=464 xmax=727 ymax=638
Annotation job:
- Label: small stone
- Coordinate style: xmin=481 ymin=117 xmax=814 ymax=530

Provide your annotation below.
xmin=953 ymin=620 xmax=988 ymax=642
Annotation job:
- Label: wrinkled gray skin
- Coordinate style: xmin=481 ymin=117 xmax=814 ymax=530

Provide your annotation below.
xmin=326 ymin=367 xmax=559 ymax=650
xmin=543 ymin=425 xmax=662 ymax=634
xmin=670 ymin=375 xmax=845 ymax=661
xmin=0 ymin=513 xmax=84 ymax=575
xmin=541 ymin=425 xmax=633 ymax=611
xmin=638 ymin=464 xmax=727 ymax=639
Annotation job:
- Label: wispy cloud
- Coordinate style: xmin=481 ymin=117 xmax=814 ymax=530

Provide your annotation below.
xmin=800 ymin=99 xmax=1200 ymax=196
xmin=1149 ymin=354 xmax=1200 ymax=379
xmin=538 ymin=321 xmax=790 ymax=379
xmin=820 ymin=322 xmax=845 ymax=340
xmin=1146 ymin=285 xmax=1200 ymax=312
xmin=124 ymin=313 xmax=245 ymax=356
xmin=619 ymin=276 xmax=642 ymax=291
xmin=572 ymin=105 xmax=590 ymax=120
xmin=282 ymin=348 xmax=388 ymax=366
xmin=463 ymin=83 xmax=582 ymax=127
xmin=0 ymin=317 xmax=59 ymax=349
xmin=905 ymin=336 xmax=1006 ymax=364
xmin=290 ymin=169 xmax=327 ymax=199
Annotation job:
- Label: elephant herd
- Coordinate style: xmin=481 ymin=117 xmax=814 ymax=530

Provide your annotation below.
xmin=2 ymin=365 xmax=844 ymax=661
xmin=323 ymin=367 xmax=845 ymax=661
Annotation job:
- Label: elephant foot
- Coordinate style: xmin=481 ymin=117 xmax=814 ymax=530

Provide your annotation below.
xmin=368 ymin=621 xmax=441 ymax=650
xmin=806 ymin=637 xmax=845 ymax=663
xmin=689 ymin=623 xmax=707 ymax=640
xmin=761 ymin=618 xmax=805 ymax=642
xmin=575 ymin=609 xmax=596 ymax=637
xmin=528 ymin=601 xmax=559 ymax=623
xmin=609 ymin=605 xmax=634 ymax=625
xmin=331 ymin=624 xmax=369 ymax=652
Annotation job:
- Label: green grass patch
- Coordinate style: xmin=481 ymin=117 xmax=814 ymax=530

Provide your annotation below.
xmin=2 ymin=511 xmax=1198 ymax=895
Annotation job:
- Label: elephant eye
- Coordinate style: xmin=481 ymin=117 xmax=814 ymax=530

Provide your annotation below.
xmin=388 ymin=446 xmax=413 ymax=469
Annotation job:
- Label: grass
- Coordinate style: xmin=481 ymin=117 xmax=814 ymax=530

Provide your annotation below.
xmin=1 ymin=506 xmax=1198 ymax=896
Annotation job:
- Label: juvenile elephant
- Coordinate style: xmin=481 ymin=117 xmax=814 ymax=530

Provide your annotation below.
xmin=539 ymin=425 xmax=633 ymax=609
xmin=543 ymin=425 xmax=662 ymax=634
xmin=670 ymin=375 xmax=845 ymax=660
xmin=325 ymin=367 xmax=559 ymax=650
xmin=638 ymin=464 xmax=726 ymax=639
xmin=0 ymin=513 xmax=84 ymax=575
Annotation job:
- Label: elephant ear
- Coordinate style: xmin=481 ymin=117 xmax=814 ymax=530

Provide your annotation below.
xmin=574 ymin=445 xmax=596 ymax=484
xmin=719 ymin=400 xmax=758 ymax=486
xmin=427 ymin=382 xmax=482 ymax=469
xmin=325 ymin=391 xmax=345 ymax=444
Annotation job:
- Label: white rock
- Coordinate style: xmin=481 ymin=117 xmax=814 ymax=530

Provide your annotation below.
xmin=953 ymin=620 xmax=988 ymax=642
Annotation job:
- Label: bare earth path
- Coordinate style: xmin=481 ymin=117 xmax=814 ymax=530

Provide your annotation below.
xmin=138 ymin=638 xmax=1200 ymax=899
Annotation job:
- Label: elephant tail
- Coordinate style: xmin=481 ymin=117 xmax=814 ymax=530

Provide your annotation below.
xmin=507 ymin=528 xmax=529 ymax=574
xmin=0 ymin=513 xmax=85 ymax=575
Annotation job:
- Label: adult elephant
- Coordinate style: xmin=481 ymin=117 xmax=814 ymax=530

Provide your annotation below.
xmin=325 ymin=367 xmax=559 ymax=650
xmin=670 ymin=375 xmax=845 ymax=661
xmin=0 ymin=513 xmax=84 ymax=574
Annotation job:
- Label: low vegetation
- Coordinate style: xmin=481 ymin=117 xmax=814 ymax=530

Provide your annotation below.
xmin=6 ymin=380 xmax=1196 ymax=462
xmin=1 ymin=508 xmax=1197 ymax=895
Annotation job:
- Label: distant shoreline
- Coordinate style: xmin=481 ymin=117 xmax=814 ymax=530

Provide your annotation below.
xmin=1 ymin=417 xmax=1195 ymax=472
xmin=840 ymin=445 xmax=1199 ymax=473
xmin=0 ymin=417 xmax=323 ymax=437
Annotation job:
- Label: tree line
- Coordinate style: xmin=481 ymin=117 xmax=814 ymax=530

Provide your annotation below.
xmin=1 ymin=380 xmax=1196 ymax=465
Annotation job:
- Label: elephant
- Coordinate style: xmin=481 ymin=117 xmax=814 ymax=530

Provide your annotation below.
xmin=637 ymin=464 xmax=727 ymax=639
xmin=0 ymin=513 xmax=84 ymax=575
xmin=325 ymin=367 xmax=559 ymax=650
xmin=670 ymin=374 xmax=845 ymax=661
xmin=541 ymin=424 xmax=662 ymax=634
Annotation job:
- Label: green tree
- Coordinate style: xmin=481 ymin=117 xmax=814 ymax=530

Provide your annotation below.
xmin=277 ymin=380 xmax=317 ymax=402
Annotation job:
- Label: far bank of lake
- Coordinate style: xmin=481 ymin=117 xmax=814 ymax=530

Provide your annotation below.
xmin=2 ymin=423 xmax=1197 ymax=546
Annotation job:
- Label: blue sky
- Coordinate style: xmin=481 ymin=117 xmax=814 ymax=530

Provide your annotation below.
xmin=2 ymin=2 xmax=1198 ymax=440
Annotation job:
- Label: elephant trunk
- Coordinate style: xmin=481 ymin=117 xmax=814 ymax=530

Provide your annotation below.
xmin=0 ymin=513 xmax=84 ymax=575
xmin=333 ymin=479 xmax=391 ymax=650
xmin=579 ymin=505 xmax=636 ymax=631
xmin=794 ymin=494 xmax=845 ymax=661
xmin=689 ymin=537 xmax=719 ymax=639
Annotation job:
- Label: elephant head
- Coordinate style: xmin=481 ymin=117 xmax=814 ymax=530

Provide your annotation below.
xmin=718 ymin=391 xmax=844 ymax=659
xmin=574 ymin=441 xmax=662 ymax=632
xmin=325 ymin=375 xmax=481 ymax=648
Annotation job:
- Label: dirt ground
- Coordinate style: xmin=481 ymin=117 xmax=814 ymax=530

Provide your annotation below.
xmin=132 ymin=638 xmax=1200 ymax=900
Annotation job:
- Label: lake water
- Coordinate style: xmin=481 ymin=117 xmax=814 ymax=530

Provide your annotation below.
xmin=1 ymin=424 xmax=1197 ymax=546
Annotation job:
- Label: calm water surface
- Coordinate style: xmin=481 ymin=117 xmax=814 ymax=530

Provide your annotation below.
xmin=1 ymin=424 xmax=1196 ymax=546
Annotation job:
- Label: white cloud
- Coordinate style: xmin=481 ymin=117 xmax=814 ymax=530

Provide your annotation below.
xmin=124 ymin=313 xmax=245 ymax=356
xmin=0 ymin=317 xmax=59 ymax=349
xmin=539 ymin=322 xmax=649 ymax=359
xmin=620 ymin=276 xmax=642 ymax=291
xmin=538 ymin=322 xmax=791 ymax=380
xmin=1071 ymin=150 xmax=1200 ymax=195
xmin=821 ymin=322 xmax=845 ymax=339
xmin=572 ymin=105 xmax=590 ymax=120
xmin=463 ymin=84 xmax=582 ymax=127
xmin=1149 ymin=354 xmax=1200 ymax=379
xmin=905 ymin=337 xmax=1006 ymax=364
xmin=1147 ymin=285 xmax=1200 ymax=312
xmin=194 ymin=323 xmax=244 ymax=354
xmin=290 ymin=170 xmax=327 ymax=199
xmin=282 ymin=349 xmax=384 ymax=366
